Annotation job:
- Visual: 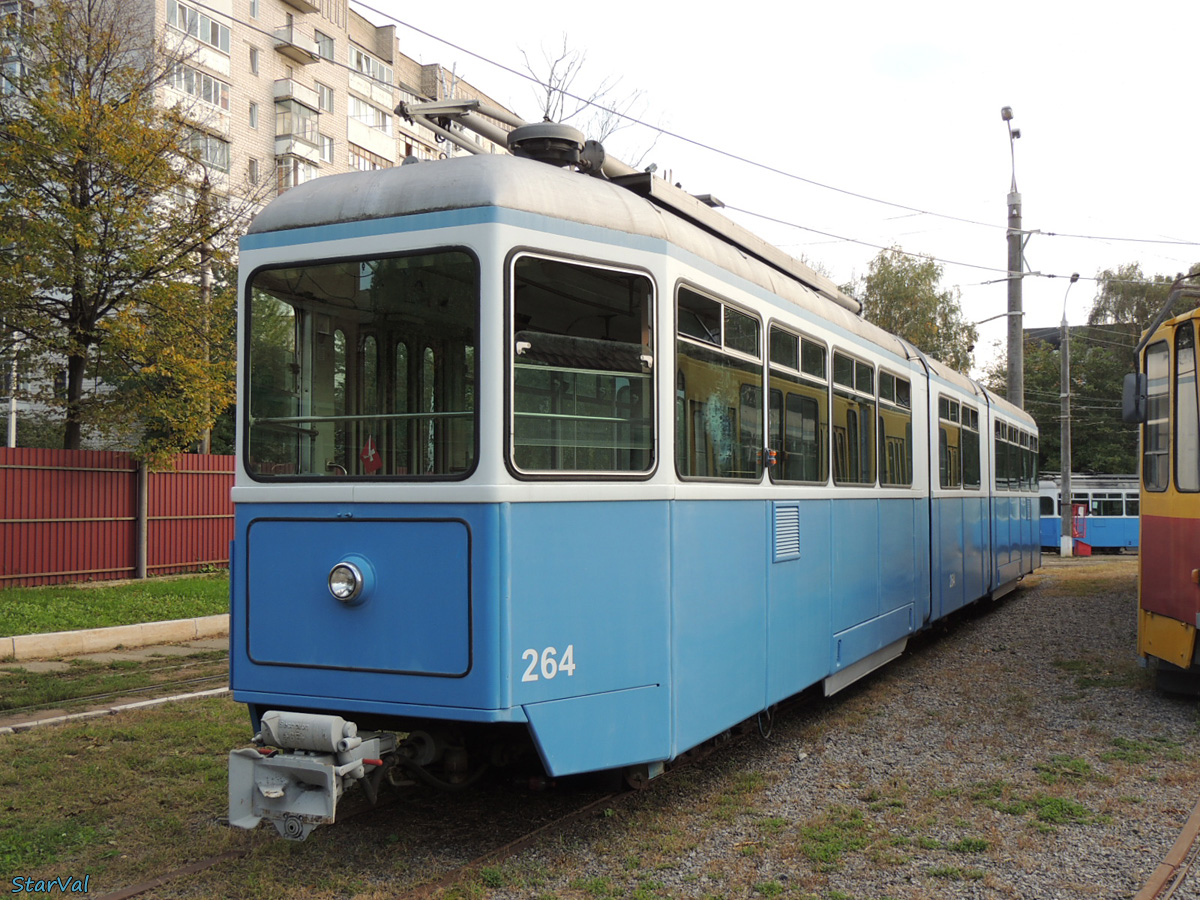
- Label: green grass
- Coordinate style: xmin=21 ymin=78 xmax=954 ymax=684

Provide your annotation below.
xmin=0 ymin=575 xmax=229 ymax=637
xmin=0 ymin=652 xmax=228 ymax=711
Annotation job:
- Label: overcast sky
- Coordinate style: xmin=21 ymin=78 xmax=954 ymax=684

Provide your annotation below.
xmin=359 ymin=0 xmax=1199 ymax=376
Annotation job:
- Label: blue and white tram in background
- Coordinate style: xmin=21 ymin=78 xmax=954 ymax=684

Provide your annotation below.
xmin=1037 ymin=475 xmax=1139 ymax=552
xmin=227 ymin=123 xmax=1040 ymax=840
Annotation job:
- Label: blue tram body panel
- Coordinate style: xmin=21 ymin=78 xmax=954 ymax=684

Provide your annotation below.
xmin=670 ymin=500 xmax=768 ymax=758
xmin=509 ymin=501 xmax=672 ymax=774
xmin=230 ymin=502 xmax=511 ymax=719
xmin=766 ymin=500 xmax=832 ymax=707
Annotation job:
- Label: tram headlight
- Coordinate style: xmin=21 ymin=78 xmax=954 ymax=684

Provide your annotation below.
xmin=328 ymin=561 xmax=365 ymax=604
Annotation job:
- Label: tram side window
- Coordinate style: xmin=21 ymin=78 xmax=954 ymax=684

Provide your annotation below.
xmin=962 ymin=406 xmax=981 ymax=489
xmin=1095 ymin=493 xmax=1124 ymax=517
xmin=1144 ymin=340 xmax=1169 ymax=492
xmin=938 ymin=396 xmax=961 ymax=489
xmin=1040 ymin=495 xmax=1055 ymax=516
xmin=832 ymin=351 xmax=875 ymax=485
xmin=246 ymin=250 xmax=478 ymax=479
xmin=768 ymin=327 xmax=828 ymax=484
xmin=676 ymin=288 xmax=762 ymax=480
xmin=1175 ymin=323 xmax=1199 ymax=492
xmin=511 ymin=256 xmax=654 ymax=474
xmin=994 ymin=422 xmax=1017 ymax=491
xmin=1125 ymin=494 xmax=1139 ymax=517
xmin=878 ymin=372 xmax=912 ymax=487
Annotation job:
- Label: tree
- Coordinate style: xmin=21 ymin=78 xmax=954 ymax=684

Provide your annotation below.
xmin=984 ymin=260 xmax=1200 ymax=477
xmin=521 ymin=35 xmax=659 ymax=167
xmin=0 ymin=0 xmax=254 ymax=457
xmin=856 ymin=247 xmax=977 ymax=372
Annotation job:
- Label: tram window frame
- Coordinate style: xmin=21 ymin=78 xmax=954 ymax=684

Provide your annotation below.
xmin=994 ymin=421 xmax=1012 ymax=491
xmin=962 ymin=405 xmax=981 ymax=489
xmin=832 ymin=350 xmax=876 ymax=486
xmin=938 ymin=395 xmax=962 ymax=489
xmin=244 ymin=248 xmax=480 ymax=481
xmin=1144 ymin=339 xmax=1170 ymax=492
xmin=1175 ymin=322 xmax=1199 ymax=492
xmin=508 ymin=253 xmax=656 ymax=477
xmin=768 ymin=324 xmax=829 ymax=485
xmin=675 ymin=285 xmax=764 ymax=481
xmin=878 ymin=370 xmax=912 ymax=488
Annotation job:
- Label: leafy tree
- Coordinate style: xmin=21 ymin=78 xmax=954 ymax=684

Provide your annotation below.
xmin=0 ymin=0 xmax=254 ymax=458
xmin=986 ymin=261 xmax=1199 ymax=477
xmin=856 ymin=247 xmax=977 ymax=372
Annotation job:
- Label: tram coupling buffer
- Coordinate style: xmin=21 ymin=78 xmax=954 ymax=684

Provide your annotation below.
xmin=228 ymin=710 xmax=396 ymax=840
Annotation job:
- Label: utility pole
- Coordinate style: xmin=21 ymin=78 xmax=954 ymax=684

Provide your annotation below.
xmin=1060 ymin=273 xmax=1079 ymax=557
xmin=1002 ymin=106 xmax=1024 ymax=409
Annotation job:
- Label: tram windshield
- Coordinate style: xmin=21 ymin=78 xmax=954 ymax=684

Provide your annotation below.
xmin=245 ymin=250 xmax=478 ymax=479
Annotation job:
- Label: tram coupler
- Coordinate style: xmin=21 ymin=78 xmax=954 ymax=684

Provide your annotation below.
xmin=228 ymin=711 xmax=397 ymax=841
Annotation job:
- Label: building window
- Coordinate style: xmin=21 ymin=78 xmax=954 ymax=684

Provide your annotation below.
xmin=249 ymin=0 xmax=258 ymax=17
xmin=349 ymin=45 xmax=392 ymax=84
xmin=249 ymin=46 xmax=258 ymax=75
xmin=169 ymin=64 xmax=230 ymax=111
xmin=1 ymin=59 xmax=20 ymax=95
xmin=316 ymin=82 xmax=333 ymax=112
xmin=248 ymin=157 xmax=259 ymax=184
xmin=348 ymin=143 xmax=391 ymax=171
xmin=188 ymin=130 xmax=231 ymax=172
xmin=275 ymin=99 xmax=318 ymax=143
xmin=348 ymin=95 xmax=391 ymax=135
xmin=276 ymin=156 xmax=317 ymax=194
xmin=314 ymin=30 xmax=334 ymax=60
xmin=167 ymin=0 xmax=230 ymax=53
xmin=248 ymin=101 xmax=258 ymax=129
xmin=320 ymin=134 xmax=335 ymax=163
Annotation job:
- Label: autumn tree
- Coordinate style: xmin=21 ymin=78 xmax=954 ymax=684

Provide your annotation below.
xmin=856 ymin=247 xmax=977 ymax=372
xmin=0 ymin=0 xmax=254 ymax=458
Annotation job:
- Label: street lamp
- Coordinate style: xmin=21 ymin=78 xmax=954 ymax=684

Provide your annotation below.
xmin=1060 ymin=273 xmax=1080 ymax=557
xmin=1002 ymin=106 xmax=1024 ymax=409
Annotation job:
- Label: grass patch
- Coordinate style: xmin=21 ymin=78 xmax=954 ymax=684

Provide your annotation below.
xmin=0 ymin=575 xmax=229 ymax=638
xmin=1102 ymin=736 xmax=1186 ymax=764
xmin=795 ymin=806 xmax=870 ymax=871
xmin=1052 ymin=656 xmax=1141 ymax=690
xmin=0 ymin=652 xmax=228 ymax=712
xmin=1036 ymin=755 xmax=1095 ymax=784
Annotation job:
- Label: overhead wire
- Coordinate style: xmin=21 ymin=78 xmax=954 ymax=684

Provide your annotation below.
xmin=354 ymin=1 xmax=1200 ymax=255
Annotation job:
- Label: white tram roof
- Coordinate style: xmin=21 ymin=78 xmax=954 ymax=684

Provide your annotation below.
xmin=247 ymin=154 xmax=1032 ymax=429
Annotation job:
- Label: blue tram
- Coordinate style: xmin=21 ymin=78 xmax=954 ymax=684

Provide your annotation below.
xmin=227 ymin=122 xmax=1040 ymax=839
xmin=1037 ymin=475 xmax=1139 ymax=552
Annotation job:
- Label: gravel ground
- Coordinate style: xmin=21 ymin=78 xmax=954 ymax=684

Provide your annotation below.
xmin=478 ymin=556 xmax=1200 ymax=900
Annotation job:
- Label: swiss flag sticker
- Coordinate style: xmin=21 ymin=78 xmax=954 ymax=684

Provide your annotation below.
xmin=360 ymin=436 xmax=382 ymax=474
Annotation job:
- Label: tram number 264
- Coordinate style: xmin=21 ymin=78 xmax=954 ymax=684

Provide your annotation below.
xmin=521 ymin=645 xmax=576 ymax=682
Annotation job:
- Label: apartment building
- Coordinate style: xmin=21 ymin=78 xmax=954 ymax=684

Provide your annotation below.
xmin=158 ymin=0 xmax=515 ymax=199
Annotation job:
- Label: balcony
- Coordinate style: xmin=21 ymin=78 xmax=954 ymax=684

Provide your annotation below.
xmin=274 ymin=134 xmax=320 ymax=164
xmin=273 ymin=26 xmax=317 ymax=64
xmin=273 ymin=78 xmax=318 ymax=110
xmin=278 ymin=0 xmax=318 ymax=12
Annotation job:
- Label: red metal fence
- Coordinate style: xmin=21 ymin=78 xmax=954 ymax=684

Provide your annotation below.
xmin=0 ymin=448 xmax=234 ymax=588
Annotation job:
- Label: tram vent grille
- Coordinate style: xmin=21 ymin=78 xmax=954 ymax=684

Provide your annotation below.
xmin=773 ymin=503 xmax=801 ymax=562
